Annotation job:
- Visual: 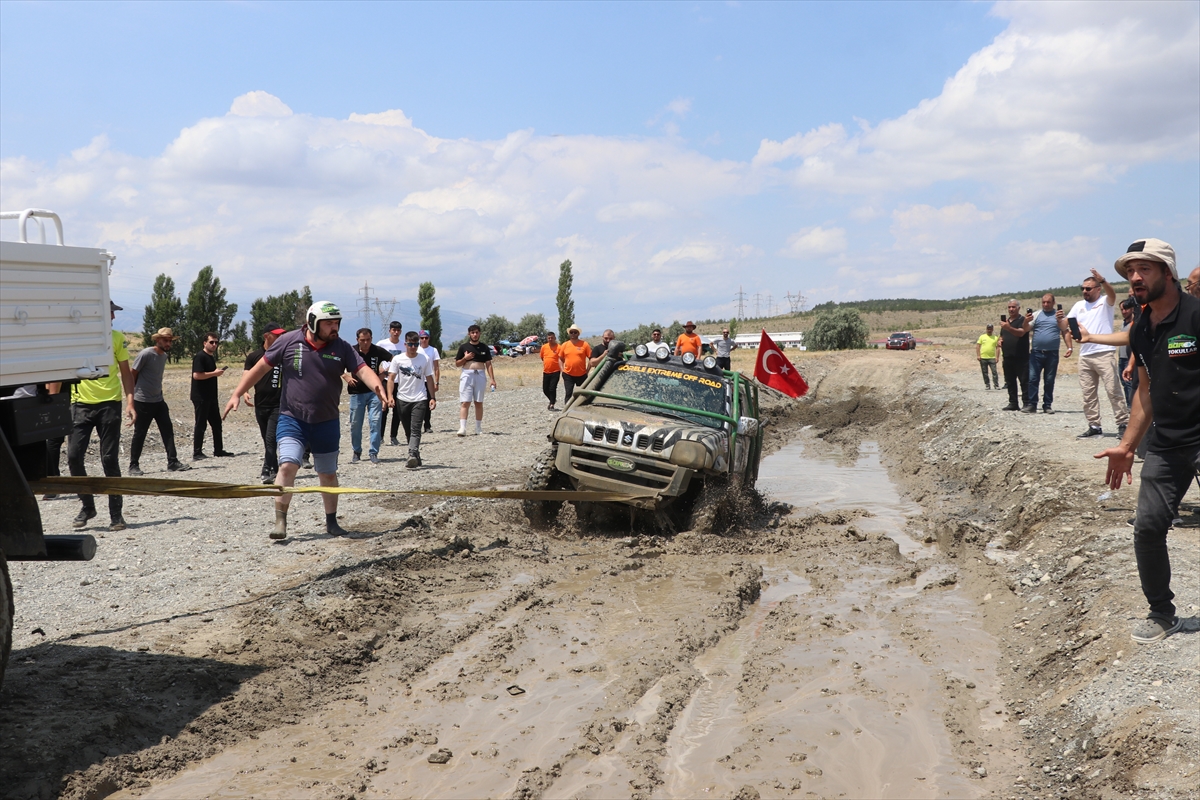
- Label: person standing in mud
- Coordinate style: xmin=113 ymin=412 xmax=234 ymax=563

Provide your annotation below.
xmin=1021 ymin=294 xmax=1072 ymax=414
xmin=999 ymin=300 xmax=1029 ymax=411
xmin=975 ymin=324 xmax=1000 ymax=390
xmin=1094 ymin=239 xmax=1199 ymax=645
xmin=223 ymin=301 xmax=385 ymax=540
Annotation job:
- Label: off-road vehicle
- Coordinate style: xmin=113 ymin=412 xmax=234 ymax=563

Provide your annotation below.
xmin=523 ymin=341 xmax=764 ymax=533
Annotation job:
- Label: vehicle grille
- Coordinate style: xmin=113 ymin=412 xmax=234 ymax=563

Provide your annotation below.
xmin=568 ymin=445 xmax=675 ymax=490
xmin=589 ymin=426 xmax=667 ymax=453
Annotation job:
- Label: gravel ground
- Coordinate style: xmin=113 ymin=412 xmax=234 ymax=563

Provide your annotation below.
xmin=2 ymin=349 xmax=1196 ymax=800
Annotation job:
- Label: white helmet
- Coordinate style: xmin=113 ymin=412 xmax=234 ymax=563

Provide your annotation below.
xmin=306 ymin=300 xmax=342 ymax=334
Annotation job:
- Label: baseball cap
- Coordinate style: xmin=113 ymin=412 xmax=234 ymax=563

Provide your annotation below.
xmin=1114 ymin=238 xmax=1177 ymax=280
xmin=262 ymin=322 xmax=285 ymax=337
xmin=418 ymin=329 xmax=430 ymax=337
xmin=389 ymin=320 xmax=402 ymax=330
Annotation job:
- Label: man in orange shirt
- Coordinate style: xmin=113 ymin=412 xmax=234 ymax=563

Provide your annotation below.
xmin=675 ymin=321 xmax=703 ymax=357
xmin=539 ymin=331 xmax=562 ymax=410
xmin=558 ymin=324 xmax=592 ymax=402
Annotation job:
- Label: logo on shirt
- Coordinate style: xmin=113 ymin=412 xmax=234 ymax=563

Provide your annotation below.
xmin=1166 ymin=335 xmax=1196 ymax=358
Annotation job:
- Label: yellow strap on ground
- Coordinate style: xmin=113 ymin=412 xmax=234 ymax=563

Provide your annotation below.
xmin=29 ymin=476 xmax=651 ymax=503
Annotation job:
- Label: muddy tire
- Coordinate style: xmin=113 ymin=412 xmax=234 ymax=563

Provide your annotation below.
xmin=1 ymin=551 xmax=12 ymax=688
xmin=523 ymin=446 xmax=567 ymax=530
xmin=687 ymin=477 xmax=730 ymax=535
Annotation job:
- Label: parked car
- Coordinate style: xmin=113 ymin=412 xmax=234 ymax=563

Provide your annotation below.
xmin=885 ymin=332 xmax=917 ymax=351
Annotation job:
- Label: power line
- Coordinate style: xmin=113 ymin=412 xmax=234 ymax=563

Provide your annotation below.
xmin=752 ymin=292 xmax=762 ymax=318
xmin=357 ymin=282 xmax=374 ymax=333
xmin=734 ymin=286 xmax=746 ymax=320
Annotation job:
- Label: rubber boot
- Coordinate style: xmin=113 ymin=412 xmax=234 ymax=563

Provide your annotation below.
xmin=270 ymin=507 xmax=288 ymax=540
xmin=326 ymin=512 xmax=348 ymax=537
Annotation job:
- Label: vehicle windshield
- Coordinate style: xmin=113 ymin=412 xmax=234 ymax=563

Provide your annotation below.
xmin=889 ymin=333 xmax=909 ymax=339
xmin=587 ymin=363 xmax=728 ymax=429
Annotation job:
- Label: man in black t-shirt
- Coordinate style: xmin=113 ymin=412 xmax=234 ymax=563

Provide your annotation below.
xmin=1095 ymin=238 xmax=1199 ymax=645
xmin=998 ymin=299 xmax=1030 ymax=411
xmin=345 ymin=328 xmax=395 ymax=463
xmin=242 ymin=323 xmax=286 ymax=482
xmin=454 ymin=324 xmax=496 ymax=436
xmin=191 ymin=331 xmax=232 ymax=459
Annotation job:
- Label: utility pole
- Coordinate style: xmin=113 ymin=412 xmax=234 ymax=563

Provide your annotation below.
xmin=785 ymin=291 xmax=806 ymax=315
xmin=766 ymin=293 xmax=775 ymax=317
xmin=734 ymin=286 xmax=746 ymax=320
xmin=357 ymin=282 xmax=374 ymax=333
xmin=374 ymin=296 xmax=397 ymax=333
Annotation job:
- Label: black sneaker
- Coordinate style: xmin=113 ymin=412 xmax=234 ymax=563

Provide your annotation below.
xmin=1077 ymin=426 xmax=1103 ymax=439
xmin=1118 ymin=424 xmax=1127 ymax=438
xmin=214 ymin=450 xmax=236 ymax=457
xmin=73 ymin=508 xmax=97 ymax=529
xmin=1043 ymin=408 xmax=1055 ymax=414
xmin=390 ymin=438 xmax=401 ymax=447
xmin=168 ymin=461 xmax=192 ymax=472
xmin=109 ymin=517 xmax=127 ymax=532
xmin=128 ymin=465 xmax=143 ymax=476
xmin=1020 ymin=405 xmax=1037 ymax=414
xmin=193 ymin=452 xmax=207 ymax=461
xmin=1002 ymin=404 xmax=1019 ymax=411
xmin=261 ymin=474 xmax=276 ymax=485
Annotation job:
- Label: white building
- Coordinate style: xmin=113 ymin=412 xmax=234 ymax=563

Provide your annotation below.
xmin=708 ymin=332 xmax=806 ymax=350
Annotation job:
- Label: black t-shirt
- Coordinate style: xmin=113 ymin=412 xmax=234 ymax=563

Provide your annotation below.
xmin=1001 ymin=315 xmax=1030 ymax=358
xmin=1130 ymin=292 xmax=1200 ymax=452
xmin=191 ymin=351 xmax=218 ymax=402
xmin=456 ymin=341 xmax=492 ymax=365
xmin=348 ymin=344 xmax=393 ymax=395
xmin=245 ymin=347 xmax=282 ymax=408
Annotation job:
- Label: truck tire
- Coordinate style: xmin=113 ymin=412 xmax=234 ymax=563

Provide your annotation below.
xmin=523 ymin=446 xmax=566 ymax=530
xmin=687 ymin=477 xmax=730 ymax=536
xmin=1 ymin=551 xmax=12 ymax=688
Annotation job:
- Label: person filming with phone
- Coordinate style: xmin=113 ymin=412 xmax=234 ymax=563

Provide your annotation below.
xmin=1065 ymin=269 xmax=1129 ymax=439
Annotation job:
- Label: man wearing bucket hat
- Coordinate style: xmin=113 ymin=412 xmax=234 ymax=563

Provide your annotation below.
xmin=1095 ymin=238 xmax=1200 ymax=644
xmin=128 ymin=327 xmax=191 ymax=476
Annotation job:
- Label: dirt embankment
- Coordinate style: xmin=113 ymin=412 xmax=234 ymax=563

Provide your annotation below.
xmin=2 ymin=349 xmax=1195 ymax=800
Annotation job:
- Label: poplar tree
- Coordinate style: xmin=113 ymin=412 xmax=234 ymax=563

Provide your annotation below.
xmin=556 ymin=259 xmax=574 ymax=340
xmin=142 ymin=274 xmax=185 ymax=361
xmin=183 ymin=266 xmax=238 ymax=355
xmin=418 ymin=282 xmax=443 ymax=351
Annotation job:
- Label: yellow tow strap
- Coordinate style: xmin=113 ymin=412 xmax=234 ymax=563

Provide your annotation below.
xmin=29 ymin=476 xmax=651 ymax=503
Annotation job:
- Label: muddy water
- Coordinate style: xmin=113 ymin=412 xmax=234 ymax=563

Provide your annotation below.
xmin=122 ymin=436 xmax=1005 ymax=799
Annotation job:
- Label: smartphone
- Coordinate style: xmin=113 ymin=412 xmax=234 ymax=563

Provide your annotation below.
xmin=1057 ymin=304 xmax=1063 ymax=311
xmin=1027 ymin=308 xmax=1033 ymax=315
xmin=1067 ymin=317 xmax=1082 ymax=341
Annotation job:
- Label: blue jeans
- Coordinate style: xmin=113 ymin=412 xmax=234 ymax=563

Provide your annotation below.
xmin=1027 ymin=349 xmax=1059 ymax=410
xmin=348 ymin=392 xmax=382 ymax=456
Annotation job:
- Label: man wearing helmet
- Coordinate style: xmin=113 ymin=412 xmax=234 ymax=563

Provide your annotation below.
xmin=224 ymin=301 xmax=386 ymax=540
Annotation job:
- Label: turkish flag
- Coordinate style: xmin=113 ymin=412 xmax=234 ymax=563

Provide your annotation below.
xmin=753 ymin=330 xmax=808 ymax=398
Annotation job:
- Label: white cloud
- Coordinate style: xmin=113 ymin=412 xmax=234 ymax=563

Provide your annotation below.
xmin=890 ymin=203 xmax=999 ymax=252
xmin=782 ymin=226 xmax=847 ymax=258
xmin=229 ymin=91 xmax=293 ymax=118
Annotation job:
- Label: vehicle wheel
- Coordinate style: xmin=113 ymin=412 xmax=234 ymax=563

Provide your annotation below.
xmin=523 ymin=445 xmax=567 ymax=530
xmin=1 ymin=551 xmax=13 ymax=688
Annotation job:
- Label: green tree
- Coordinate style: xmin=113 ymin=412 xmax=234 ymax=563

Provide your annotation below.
xmin=183 ymin=266 xmax=238 ymax=354
xmin=418 ymin=282 xmax=443 ymax=351
xmin=226 ymin=321 xmax=252 ymax=358
xmin=475 ymin=314 xmax=516 ymax=346
xmin=142 ymin=274 xmax=185 ymax=362
xmin=556 ymin=259 xmax=574 ymax=340
xmin=806 ymin=307 xmax=869 ymax=351
xmin=516 ymin=312 xmax=547 ymax=339
xmin=249 ymin=287 xmax=312 ymax=345
xmin=728 ymin=318 xmax=739 ymax=338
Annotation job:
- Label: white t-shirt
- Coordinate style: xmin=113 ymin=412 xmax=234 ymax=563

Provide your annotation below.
xmin=645 ymin=339 xmax=668 ymax=353
xmin=1068 ymin=296 xmax=1116 ymax=356
xmin=419 ymin=345 xmax=441 ymax=377
xmin=388 ymin=351 xmax=433 ymax=403
xmin=376 ymin=337 xmax=403 ymax=376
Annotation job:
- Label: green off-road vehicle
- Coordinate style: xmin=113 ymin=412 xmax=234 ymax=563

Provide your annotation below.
xmin=524 ymin=341 xmax=764 ymax=534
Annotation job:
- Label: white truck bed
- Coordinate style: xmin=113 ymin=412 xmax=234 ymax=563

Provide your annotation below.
xmin=1 ymin=211 xmax=115 ymax=388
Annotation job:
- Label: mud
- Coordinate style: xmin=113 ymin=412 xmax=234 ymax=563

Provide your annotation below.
xmin=2 ymin=349 xmax=1197 ymax=799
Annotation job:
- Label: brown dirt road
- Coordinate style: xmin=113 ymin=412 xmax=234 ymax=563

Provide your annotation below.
xmin=2 ymin=348 xmax=1196 ymax=799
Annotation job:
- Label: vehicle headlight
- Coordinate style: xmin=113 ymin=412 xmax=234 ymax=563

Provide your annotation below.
xmin=655 ymin=345 xmax=671 ymax=361
xmin=669 ymin=440 xmax=710 ymax=470
xmin=634 ymin=344 xmax=648 ymax=358
xmin=681 ymin=352 xmax=696 ymax=365
xmin=552 ymin=416 xmax=585 ymax=445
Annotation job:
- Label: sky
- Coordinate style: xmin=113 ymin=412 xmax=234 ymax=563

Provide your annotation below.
xmin=2 ymin=0 xmax=1197 ymax=336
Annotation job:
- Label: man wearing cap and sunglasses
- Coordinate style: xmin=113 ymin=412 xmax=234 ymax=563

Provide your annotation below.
xmin=417 ymin=330 xmax=440 ymax=433
xmin=1094 ymin=238 xmax=1199 ymax=645
xmin=128 ymin=327 xmax=191 ymax=476
xmin=376 ymin=321 xmax=405 ymax=445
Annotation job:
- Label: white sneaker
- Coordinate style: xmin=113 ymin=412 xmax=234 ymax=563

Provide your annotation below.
xmin=457 ymin=429 xmax=466 ymax=437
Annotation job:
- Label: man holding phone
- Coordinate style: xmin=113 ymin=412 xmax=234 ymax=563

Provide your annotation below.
xmin=1022 ymin=294 xmax=1072 ymax=414
xmin=999 ymin=300 xmax=1029 ymax=410
xmin=1066 ymin=269 xmax=1128 ymax=439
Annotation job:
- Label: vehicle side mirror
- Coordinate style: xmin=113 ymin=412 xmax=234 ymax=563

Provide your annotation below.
xmin=737 ymin=417 xmax=759 ymax=436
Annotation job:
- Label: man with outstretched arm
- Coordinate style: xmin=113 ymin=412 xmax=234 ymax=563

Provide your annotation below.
xmin=1093 ymin=239 xmax=1199 ymax=645
xmin=223 ymin=301 xmax=386 ymax=540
